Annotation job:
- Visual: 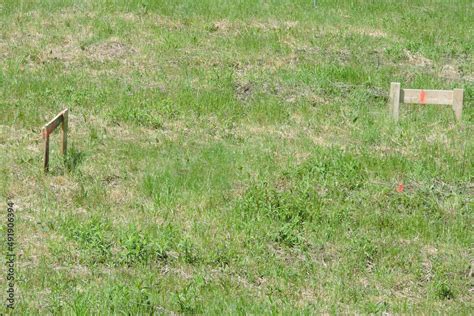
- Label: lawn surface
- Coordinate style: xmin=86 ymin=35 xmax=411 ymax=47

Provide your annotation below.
xmin=0 ymin=0 xmax=473 ymax=314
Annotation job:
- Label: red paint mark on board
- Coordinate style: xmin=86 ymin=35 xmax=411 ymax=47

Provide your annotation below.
xmin=396 ymin=182 xmax=404 ymax=193
xmin=419 ymin=90 xmax=426 ymax=104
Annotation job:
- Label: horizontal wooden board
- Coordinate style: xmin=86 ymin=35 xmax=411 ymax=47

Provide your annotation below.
xmin=43 ymin=109 xmax=68 ymax=135
xmin=401 ymin=89 xmax=453 ymax=105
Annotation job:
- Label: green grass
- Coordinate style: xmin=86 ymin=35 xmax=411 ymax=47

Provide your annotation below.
xmin=0 ymin=0 xmax=473 ymax=314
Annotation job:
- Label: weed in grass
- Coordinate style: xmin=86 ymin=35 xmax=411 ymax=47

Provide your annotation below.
xmin=63 ymin=216 xmax=113 ymax=264
xmin=274 ymin=219 xmax=305 ymax=248
xmin=119 ymin=225 xmax=169 ymax=265
xmin=433 ymin=280 xmax=455 ymax=300
xmin=178 ymin=238 xmax=200 ymax=265
xmin=175 ymin=277 xmax=205 ymax=314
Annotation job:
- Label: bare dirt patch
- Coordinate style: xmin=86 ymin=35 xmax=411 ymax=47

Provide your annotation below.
xmin=250 ymin=19 xmax=299 ymax=31
xmin=211 ymin=20 xmax=234 ymax=33
xmin=440 ymin=64 xmax=461 ymax=80
xmin=37 ymin=35 xmax=137 ymax=68
xmin=210 ymin=19 xmax=299 ymax=34
xmin=234 ymin=81 xmax=253 ymax=101
xmin=40 ymin=36 xmax=83 ymax=65
xmin=348 ymin=27 xmax=388 ymax=38
xmin=86 ymin=38 xmax=136 ymax=62
xmin=404 ymin=49 xmax=433 ymax=68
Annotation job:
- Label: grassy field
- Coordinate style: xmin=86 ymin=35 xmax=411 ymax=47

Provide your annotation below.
xmin=0 ymin=0 xmax=473 ymax=314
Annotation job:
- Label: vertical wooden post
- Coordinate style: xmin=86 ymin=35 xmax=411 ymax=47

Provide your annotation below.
xmin=61 ymin=109 xmax=68 ymax=156
xmin=43 ymin=128 xmax=50 ymax=173
xmin=452 ymin=89 xmax=463 ymax=121
xmin=389 ymin=82 xmax=401 ymax=122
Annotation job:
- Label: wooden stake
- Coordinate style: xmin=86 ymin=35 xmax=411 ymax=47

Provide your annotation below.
xmin=452 ymin=89 xmax=463 ymax=121
xmin=389 ymin=83 xmax=463 ymax=122
xmin=42 ymin=108 xmax=69 ymax=173
xmin=389 ymin=82 xmax=400 ymax=122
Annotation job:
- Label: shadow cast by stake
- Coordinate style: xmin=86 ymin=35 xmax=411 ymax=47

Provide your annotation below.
xmin=64 ymin=145 xmax=86 ymax=173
